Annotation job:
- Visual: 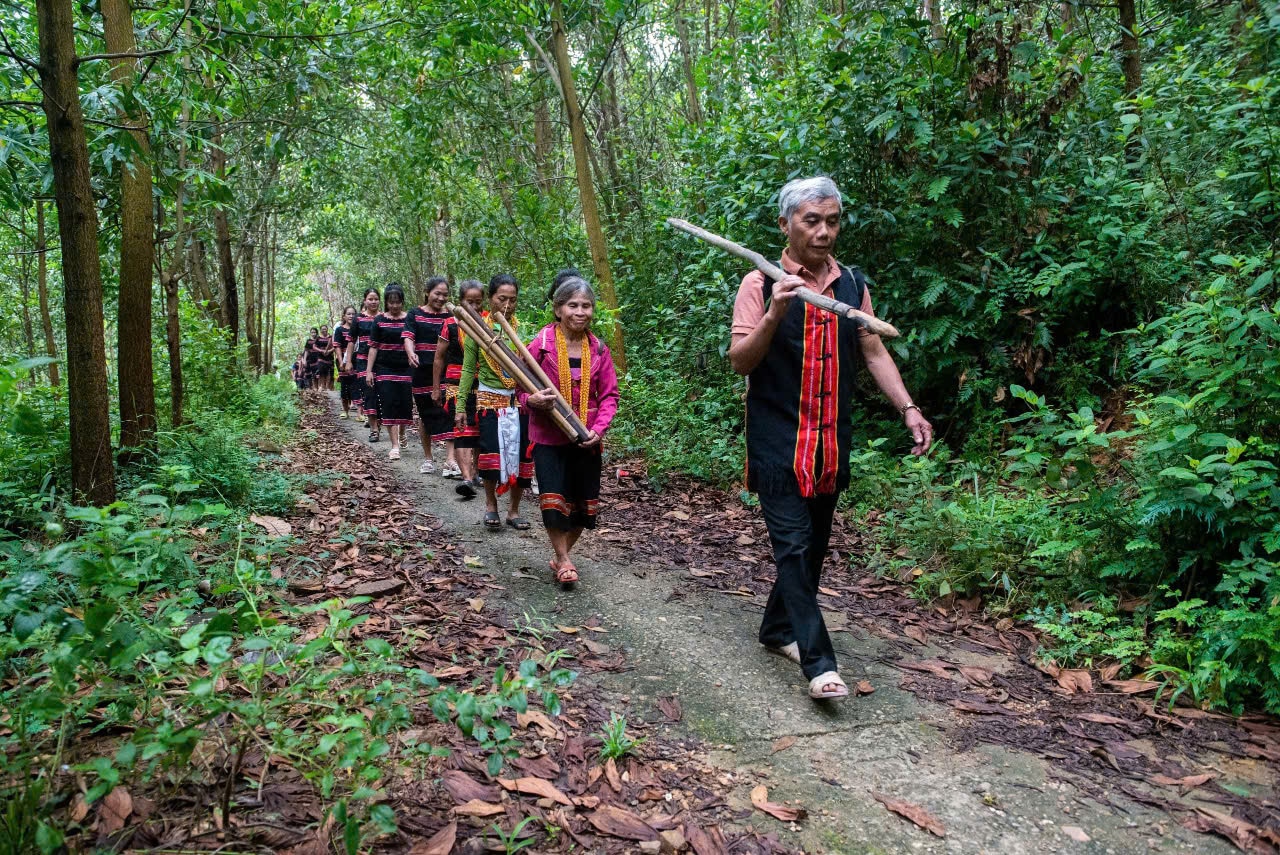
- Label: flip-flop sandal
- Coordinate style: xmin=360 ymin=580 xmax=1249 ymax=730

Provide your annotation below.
xmin=455 ymin=481 xmax=477 ymax=499
xmin=551 ymin=559 xmax=578 ymax=586
xmin=764 ymin=642 xmax=802 ymax=665
xmin=808 ymin=671 xmax=849 ymax=700
xmin=368 ymin=431 xmax=380 ymax=442
xmin=505 ymin=517 xmax=531 ymax=531
xmin=483 ymin=512 xmax=502 ymax=529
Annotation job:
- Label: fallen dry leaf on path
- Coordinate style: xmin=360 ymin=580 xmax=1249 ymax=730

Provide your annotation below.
xmin=497 ymin=776 xmax=573 ymax=806
xmin=586 ymin=804 xmax=659 ymax=841
xmin=1150 ymin=772 xmax=1216 ymax=789
xmin=99 ymin=786 xmax=132 ymax=833
xmin=657 ymin=695 xmax=683 ymax=722
xmin=1182 ymin=808 xmax=1272 ymax=853
xmin=685 ymin=823 xmax=729 ymax=855
xmin=771 ymin=736 xmax=797 ymax=754
xmin=603 ymin=757 xmax=623 ymax=792
xmin=452 ymin=799 xmax=505 ymax=817
xmin=957 ymin=665 xmax=993 ymax=687
xmin=904 ymin=625 xmax=928 ymax=645
xmin=1055 ymin=669 xmax=1094 ymax=694
xmin=408 ymin=820 xmax=457 ymax=855
xmin=1077 ymin=713 xmax=1135 ymax=727
xmin=250 ymin=514 xmax=292 ymax=537
xmin=1104 ymin=679 xmax=1160 ymax=694
xmin=441 ymin=770 xmax=500 ymax=803
xmin=855 ymin=680 xmax=876 ymax=695
xmin=871 ymin=792 xmax=945 ymax=837
xmin=750 ymin=785 xmax=807 ymax=822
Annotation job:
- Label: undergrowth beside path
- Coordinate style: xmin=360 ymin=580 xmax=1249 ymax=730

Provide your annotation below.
xmin=0 ymin=390 xmax=781 ymax=854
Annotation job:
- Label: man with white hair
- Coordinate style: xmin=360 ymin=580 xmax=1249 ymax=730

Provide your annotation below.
xmin=729 ymin=175 xmax=932 ymax=701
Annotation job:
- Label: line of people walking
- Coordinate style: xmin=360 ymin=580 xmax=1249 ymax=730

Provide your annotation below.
xmin=319 ymin=270 xmax=619 ymax=588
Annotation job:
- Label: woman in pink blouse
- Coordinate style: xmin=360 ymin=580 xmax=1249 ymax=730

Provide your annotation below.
xmin=519 ymin=277 xmax=620 ymax=586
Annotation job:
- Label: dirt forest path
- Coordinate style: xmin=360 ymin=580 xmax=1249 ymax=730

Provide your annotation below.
xmin=320 ymin=392 xmax=1272 ymax=855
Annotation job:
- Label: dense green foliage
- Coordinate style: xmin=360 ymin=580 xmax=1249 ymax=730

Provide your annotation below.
xmin=1 ymin=0 xmax=1278 ymax=799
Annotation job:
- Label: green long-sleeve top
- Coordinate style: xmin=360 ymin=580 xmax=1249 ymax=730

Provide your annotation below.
xmin=458 ymin=313 xmax=521 ymax=400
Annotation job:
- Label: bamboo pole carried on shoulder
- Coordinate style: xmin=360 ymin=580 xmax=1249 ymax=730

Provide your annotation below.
xmin=491 ymin=311 xmax=595 ymax=442
xmin=665 ymin=217 xmax=900 ymax=339
xmin=446 ymin=303 xmax=589 ymax=443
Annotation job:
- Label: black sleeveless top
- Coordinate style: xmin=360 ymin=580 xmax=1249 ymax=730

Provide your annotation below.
xmin=744 ymin=264 xmax=865 ymax=497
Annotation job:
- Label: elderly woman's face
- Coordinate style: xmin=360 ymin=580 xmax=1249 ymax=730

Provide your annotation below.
xmin=557 ymin=293 xmax=594 ymax=334
xmin=780 ymin=197 xmax=841 ymax=263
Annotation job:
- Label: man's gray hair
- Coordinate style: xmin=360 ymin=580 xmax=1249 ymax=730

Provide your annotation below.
xmin=778 ymin=176 xmax=843 ymax=221
xmin=551 ymin=276 xmax=596 ymax=311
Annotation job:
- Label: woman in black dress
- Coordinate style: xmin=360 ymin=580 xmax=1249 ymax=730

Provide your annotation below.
xmin=352 ymin=289 xmax=381 ymax=439
xmin=366 ymin=283 xmax=413 ymax=460
xmin=405 ymin=276 xmax=454 ymax=474
xmin=303 ymin=327 xmax=320 ymax=388
xmin=314 ymin=325 xmax=335 ymax=391
xmin=433 ymin=279 xmax=484 ymax=496
xmin=334 ymin=306 xmax=358 ymax=418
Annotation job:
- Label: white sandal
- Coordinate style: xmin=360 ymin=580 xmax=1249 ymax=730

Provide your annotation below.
xmin=764 ymin=642 xmax=802 ymax=665
xmin=808 ymin=671 xmax=849 ymax=700
xmin=389 ymin=448 xmax=400 ymax=460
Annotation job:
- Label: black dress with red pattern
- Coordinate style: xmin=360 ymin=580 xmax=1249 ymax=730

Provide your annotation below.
xmin=437 ymin=318 xmax=478 ymax=448
xmin=334 ymin=323 xmax=356 ymax=405
xmin=404 ymin=308 xmax=454 ymax=442
xmin=354 ymin=313 xmax=378 ymax=417
xmin=370 ymin=312 xmax=413 ymax=426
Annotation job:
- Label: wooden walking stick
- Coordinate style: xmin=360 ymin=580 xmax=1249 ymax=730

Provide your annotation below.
xmin=665 ymin=217 xmax=900 ymax=338
xmin=446 ymin=303 xmax=591 ymax=443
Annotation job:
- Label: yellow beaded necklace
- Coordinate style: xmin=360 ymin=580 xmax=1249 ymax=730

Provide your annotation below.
xmin=556 ymin=326 xmax=591 ymax=424
xmin=480 ymin=312 xmax=517 ymax=390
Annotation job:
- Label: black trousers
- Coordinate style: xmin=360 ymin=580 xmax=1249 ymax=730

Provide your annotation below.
xmin=757 ymin=490 xmax=839 ymax=680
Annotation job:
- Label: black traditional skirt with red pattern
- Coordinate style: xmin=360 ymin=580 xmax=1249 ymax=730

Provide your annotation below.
xmin=445 ymin=387 xmax=479 ymax=448
xmin=533 ymin=443 xmax=602 ymax=531
xmin=375 ymin=373 xmax=414 ymax=426
xmin=476 ymin=403 xmax=534 ymax=487
xmin=413 ymin=367 xmax=453 ymax=443
xmin=339 ymin=372 xmax=359 ymax=405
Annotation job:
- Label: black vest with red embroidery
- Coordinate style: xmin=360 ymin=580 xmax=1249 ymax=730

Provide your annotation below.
xmin=745 ymin=263 xmax=865 ymax=497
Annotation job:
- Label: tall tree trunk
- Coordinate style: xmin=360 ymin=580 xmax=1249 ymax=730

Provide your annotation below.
xmin=674 ymin=2 xmax=704 ymax=126
xmin=188 ymin=236 xmax=216 ymax=315
xmin=35 ymin=0 xmax=116 ymax=504
xmin=548 ymin=0 xmax=627 ymax=373
xmin=256 ymin=221 xmax=266 ymax=372
xmin=17 ymin=209 xmax=37 ymax=360
xmin=36 ymin=201 xmax=60 ymax=386
xmin=161 ymin=47 xmax=189 ymax=426
xmin=1118 ymin=0 xmax=1142 ymax=158
xmin=102 ymin=0 xmax=157 ymax=455
xmin=243 ymin=233 xmax=259 ymax=371
xmin=266 ymin=215 xmax=276 ymax=371
xmin=533 ymin=87 xmax=553 ymax=192
xmin=209 ymin=123 xmax=239 ymax=345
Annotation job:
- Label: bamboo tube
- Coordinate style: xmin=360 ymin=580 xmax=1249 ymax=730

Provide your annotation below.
xmin=665 ymin=217 xmax=900 ymax=338
xmin=490 ymin=311 xmax=594 ymax=442
xmin=446 ymin=303 xmax=584 ymax=443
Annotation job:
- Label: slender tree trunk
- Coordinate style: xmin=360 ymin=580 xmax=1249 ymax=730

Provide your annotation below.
xmin=1118 ymin=0 xmax=1142 ymax=159
xmin=533 ymin=87 xmax=553 ymax=192
xmin=209 ymin=123 xmax=239 ymax=345
xmin=674 ymin=2 xmax=704 ymax=126
xmin=35 ymin=0 xmax=115 ymax=504
xmin=243 ymin=234 xmax=259 ymax=370
xmin=188 ymin=236 xmax=216 ymax=315
xmin=102 ymin=0 xmax=156 ymax=455
xmin=17 ymin=209 xmax=36 ymax=360
xmin=36 ymin=201 xmax=60 ymax=386
xmin=548 ymin=0 xmax=627 ymax=372
xmin=266 ymin=215 xmax=276 ymax=370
